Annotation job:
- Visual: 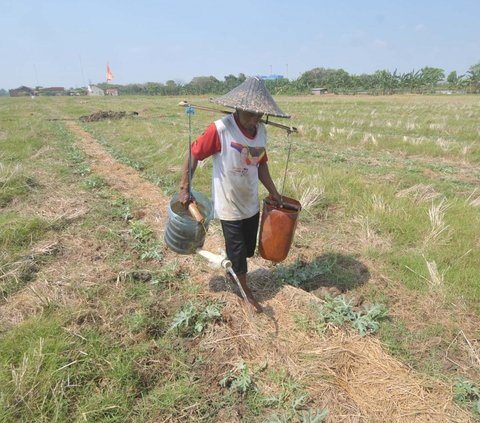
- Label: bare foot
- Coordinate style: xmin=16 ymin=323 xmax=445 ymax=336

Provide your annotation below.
xmin=231 ymin=272 xmax=263 ymax=313
xmin=244 ymin=293 xmax=263 ymax=313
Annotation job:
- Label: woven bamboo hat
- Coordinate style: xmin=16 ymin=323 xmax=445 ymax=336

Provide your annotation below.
xmin=211 ymin=76 xmax=290 ymax=118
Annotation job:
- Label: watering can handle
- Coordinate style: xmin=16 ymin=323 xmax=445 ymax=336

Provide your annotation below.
xmin=264 ymin=198 xmax=301 ymax=212
xmin=188 ymin=201 xmax=205 ymax=223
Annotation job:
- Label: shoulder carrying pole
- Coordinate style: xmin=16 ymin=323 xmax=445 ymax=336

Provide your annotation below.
xmin=179 ymin=101 xmax=297 ymax=134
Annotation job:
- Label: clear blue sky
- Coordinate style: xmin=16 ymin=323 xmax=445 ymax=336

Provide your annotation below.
xmin=2 ymin=0 xmax=479 ymax=89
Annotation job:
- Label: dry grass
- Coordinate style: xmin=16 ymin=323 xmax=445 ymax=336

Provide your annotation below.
xmin=425 ymin=198 xmax=450 ymax=245
xmin=446 ymin=331 xmax=480 ymax=374
xmin=466 ymin=188 xmax=480 ymax=208
xmin=289 ymin=176 xmax=325 ymax=211
xmin=198 ymin=284 xmax=471 ymax=422
xmin=0 ymin=234 xmax=113 ymax=332
xmin=395 ymin=184 xmax=441 ymax=204
xmin=352 ymin=214 xmax=391 ymax=252
xmin=371 ymin=194 xmax=389 ymax=213
xmin=0 ymin=162 xmax=22 ymax=188
xmin=424 ymin=256 xmax=445 ymax=291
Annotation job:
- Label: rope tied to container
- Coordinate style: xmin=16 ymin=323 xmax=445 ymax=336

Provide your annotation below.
xmin=280 ymin=130 xmax=292 ymax=198
xmin=185 ymin=105 xmax=195 ymax=203
xmin=183 ymin=105 xmax=206 ymax=224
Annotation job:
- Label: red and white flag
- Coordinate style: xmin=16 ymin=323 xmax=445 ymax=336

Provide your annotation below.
xmin=106 ymin=64 xmax=113 ymax=82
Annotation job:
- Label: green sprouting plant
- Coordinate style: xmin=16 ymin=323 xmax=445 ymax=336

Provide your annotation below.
xmin=299 ymin=408 xmax=329 ymax=423
xmin=129 ymin=220 xmax=163 ymax=261
xmin=220 ymin=361 xmax=253 ymax=394
xmin=170 ymin=302 xmax=196 ymax=332
xmin=273 ymin=256 xmax=337 ymax=288
xmin=352 ymin=303 xmax=389 ymax=336
xmin=453 ymin=377 xmax=480 ymax=414
xmin=83 ymin=175 xmax=106 ymax=190
xmin=112 ymin=198 xmax=133 ymax=221
xmin=66 ymin=145 xmax=91 ymax=176
xmin=170 ymin=300 xmax=224 ymax=336
xmin=130 ymin=220 xmax=154 ymax=244
xmin=220 ymin=360 xmax=267 ymax=395
xmin=316 ymin=295 xmax=356 ymax=327
xmin=195 ymin=302 xmax=224 ymax=334
xmin=151 ymin=259 xmax=188 ymax=286
xmin=264 ymin=408 xmax=328 ymax=423
xmin=312 ymin=295 xmax=388 ymax=336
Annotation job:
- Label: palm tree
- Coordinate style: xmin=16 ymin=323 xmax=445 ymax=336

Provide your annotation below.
xmin=466 ymin=63 xmax=480 ymax=93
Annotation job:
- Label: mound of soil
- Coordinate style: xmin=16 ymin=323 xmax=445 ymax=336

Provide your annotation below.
xmin=79 ymin=110 xmax=139 ymax=122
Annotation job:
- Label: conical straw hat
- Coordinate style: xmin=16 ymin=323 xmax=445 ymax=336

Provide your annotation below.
xmin=211 ymin=76 xmax=290 ymax=118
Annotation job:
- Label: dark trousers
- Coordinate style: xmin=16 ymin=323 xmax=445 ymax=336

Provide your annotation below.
xmin=220 ymin=212 xmax=260 ymax=275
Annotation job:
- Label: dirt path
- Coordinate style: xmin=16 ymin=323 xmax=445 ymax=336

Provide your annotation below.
xmin=65 ymin=121 xmax=228 ymax=259
xmin=59 ymin=120 xmax=471 ymax=422
xmin=66 ymin=121 xmax=170 ymax=235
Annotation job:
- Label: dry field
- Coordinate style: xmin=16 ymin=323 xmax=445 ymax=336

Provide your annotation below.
xmin=1 ymin=94 xmax=479 ymax=422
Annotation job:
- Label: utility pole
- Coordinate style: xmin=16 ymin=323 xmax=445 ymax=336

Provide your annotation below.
xmin=33 ymin=64 xmax=39 ymax=87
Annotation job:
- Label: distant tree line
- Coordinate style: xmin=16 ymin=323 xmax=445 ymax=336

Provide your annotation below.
xmin=4 ymin=63 xmax=479 ymax=96
xmin=95 ymin=62 xmax=480 ymax=96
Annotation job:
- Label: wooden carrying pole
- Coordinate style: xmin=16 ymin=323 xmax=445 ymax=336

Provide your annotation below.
xmin=178 ymin=101 xmax=297 ymax=134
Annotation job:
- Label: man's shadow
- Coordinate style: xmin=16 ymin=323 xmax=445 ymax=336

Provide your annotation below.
xmin=209 ymin=252 xmax=370 ymax=303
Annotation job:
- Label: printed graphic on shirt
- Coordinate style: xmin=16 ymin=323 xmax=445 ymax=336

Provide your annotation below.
xmin=230 ymin=141 xmax=266 ymax=167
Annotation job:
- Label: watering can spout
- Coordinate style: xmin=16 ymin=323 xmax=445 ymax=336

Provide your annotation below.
xmin=196 ymin=249 xmax=231 ymax=269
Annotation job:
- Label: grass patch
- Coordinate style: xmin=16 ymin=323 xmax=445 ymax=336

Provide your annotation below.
xmin=0 ymin=316 xmax=74 ymax=422
xmin=0 ymin=212 xmax=50 ymax=252
xmin=0 ymin=163 xmax=37 ymax=207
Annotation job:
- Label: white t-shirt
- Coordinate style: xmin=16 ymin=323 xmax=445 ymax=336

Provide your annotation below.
xmin=191 ymin=113 xmax=268 ymax=221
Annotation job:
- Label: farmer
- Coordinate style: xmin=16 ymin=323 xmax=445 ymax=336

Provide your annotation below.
xmin=178 ymin=77 xmax=291 ymax=313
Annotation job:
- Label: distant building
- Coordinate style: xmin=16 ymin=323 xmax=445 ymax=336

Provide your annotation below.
xmin=9 ymin=86 xmax=35 ymax=97
xmin=87 ymin=85 xmax=105 ymax=96
xmin=68 ymin=88 xmax=88 ymax=96
xmin=311 ymin=87 xmax=328 ymax=95
xmin=36 ymin=86 xmax=65 ymax=96
xmin=105 ymin=88 xmax=118 ymax=96
xmin=258 ymin=74 xmax=284 ymax=81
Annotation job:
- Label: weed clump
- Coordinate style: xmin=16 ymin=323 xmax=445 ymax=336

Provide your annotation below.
xmin=309 ymin=295 xmax=389 ymax=337
xmin=453 ymin=377 xmax=480 ymax=415
xmin=219 ymin=360 xmax=258 ymax=394
xmin=170 ymin=300 xmax=224 ymax=337
xmin=273 ymin=257 xmax=336 ymax=289
xmin=129 ymin=220 xmax=163 ymax=261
